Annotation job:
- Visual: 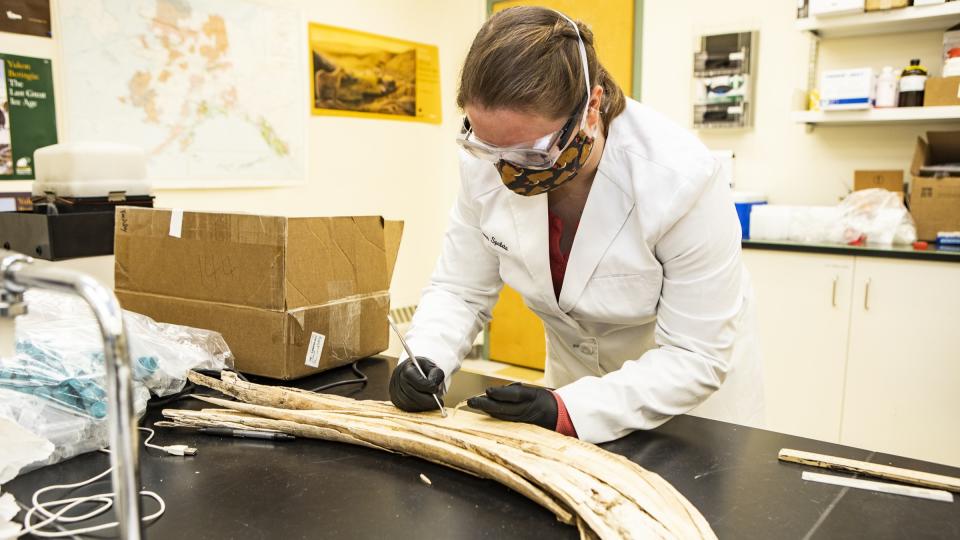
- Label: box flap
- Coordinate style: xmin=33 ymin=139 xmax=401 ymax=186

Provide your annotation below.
xmin=911 ymin=136 xmax=929 ymax=177
xmin=384 ymin=219 xmax=404 ymax=286
xmin=115 ymin=207 xmax=287 ymax=310
xmin=285 ymin=216 xmax=390 ymax=309
xmin=925 ymin=131 xmax=960 ymax=167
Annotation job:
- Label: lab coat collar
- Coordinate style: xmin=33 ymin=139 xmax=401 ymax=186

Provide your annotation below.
xmin=558 ymin=164 xmax=633 ymax=312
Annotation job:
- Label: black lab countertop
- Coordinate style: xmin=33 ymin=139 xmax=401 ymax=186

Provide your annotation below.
xmin=7 ymin=356 xmax=960 ymax=539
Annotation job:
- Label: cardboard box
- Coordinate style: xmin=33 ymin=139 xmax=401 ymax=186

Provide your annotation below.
xmin=854 ymin=170 xmax=904 ymax=193
xmin=865 ymin=0 xmax=908 ymax=10
xmin=909 ymin=131 xmax=960 ymax=240
xmin=114 ymin=207 xmax=403 ymax=379
xmin=924 ymin=77 xmax=960 ymax=107
xmin=820 ymin=68 xmax=874 ymax=110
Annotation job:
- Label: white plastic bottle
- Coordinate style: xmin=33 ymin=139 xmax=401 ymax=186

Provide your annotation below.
xmin=874 ymin=66 xmax=898 ymax=108
xmin=944 ymin=48 xmax=960 ymax=78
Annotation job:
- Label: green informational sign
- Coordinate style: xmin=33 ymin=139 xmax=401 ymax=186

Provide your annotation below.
xmin=0 ymin=53 xmax=57 ymax=180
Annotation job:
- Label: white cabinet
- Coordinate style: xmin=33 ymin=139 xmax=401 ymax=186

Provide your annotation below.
xmin=841 ymin=258 xmax=960 ymax=467
xmin=744 ymin=250 xmax=960 ymax=467
xmin=742 ymin=250 xmax=854 ymax=442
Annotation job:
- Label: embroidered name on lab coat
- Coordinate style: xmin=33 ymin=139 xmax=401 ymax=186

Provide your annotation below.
xmin=481 ymin=233 xmax=509 ymax=252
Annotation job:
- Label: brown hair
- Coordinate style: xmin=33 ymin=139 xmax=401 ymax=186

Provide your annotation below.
xmin=457 ymin=6 xmax=626 ymax=129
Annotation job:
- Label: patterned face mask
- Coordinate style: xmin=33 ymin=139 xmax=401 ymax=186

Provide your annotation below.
xmin=496 ymin=130 xmax=595 ymax=197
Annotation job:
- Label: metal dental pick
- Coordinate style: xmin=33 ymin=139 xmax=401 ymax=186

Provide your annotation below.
xmin=387 ymin=315 xmax=447 ymax=418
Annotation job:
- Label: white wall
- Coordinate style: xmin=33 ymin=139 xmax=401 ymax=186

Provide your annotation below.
xmin=0 ymin=0 xmax=486 ymax=309
xmin=642 ymin=0 xmax=949 ymax=205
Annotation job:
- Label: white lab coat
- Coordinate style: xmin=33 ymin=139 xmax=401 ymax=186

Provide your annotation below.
xmin=404 ymin=99 xmax=764 ymax=443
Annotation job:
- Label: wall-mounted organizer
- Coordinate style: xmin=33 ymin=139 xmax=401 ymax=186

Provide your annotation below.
xmin=692 ymin=31 xmax=758 ymax=129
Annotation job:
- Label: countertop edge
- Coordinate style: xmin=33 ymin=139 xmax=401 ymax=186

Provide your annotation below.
xmin=742 ymin=240 xmax=960 ymax=263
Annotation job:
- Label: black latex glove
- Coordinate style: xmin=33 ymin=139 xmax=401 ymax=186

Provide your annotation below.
xmin=467 ymin=382 xmax=557 ymax=430
xmin=389 ymin=356 xmax=445 ymax=412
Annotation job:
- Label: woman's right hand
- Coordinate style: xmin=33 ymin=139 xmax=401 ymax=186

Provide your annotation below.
xmin=389 ymin=356 xmax=445 ymax=411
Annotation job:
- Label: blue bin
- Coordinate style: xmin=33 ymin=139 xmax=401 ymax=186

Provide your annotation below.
xmin=734 ymin=199 xmax=767 ymax=240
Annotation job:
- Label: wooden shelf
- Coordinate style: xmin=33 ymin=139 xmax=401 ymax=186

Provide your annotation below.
xmin=793 ymin=106 xmax=960 ymax=125
xmin=796 ymin=2 xmax=960 ymax=38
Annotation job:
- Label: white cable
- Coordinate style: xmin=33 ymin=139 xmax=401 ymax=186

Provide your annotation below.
xmin=17 ymin=427 xmax=194 ymax=538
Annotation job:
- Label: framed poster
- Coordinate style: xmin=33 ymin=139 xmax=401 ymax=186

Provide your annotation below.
xmin=0 ymin=54 xmax=57 ymax=180
xmin=0 ymin=0 xmax=51 ymax=38
xmin=309 ymin=23 xmax=441 ymax=124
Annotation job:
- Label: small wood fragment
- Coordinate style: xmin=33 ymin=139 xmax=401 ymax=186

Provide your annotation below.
xmin=419 ymin=473 xmax=432 ymax=486
xmin=779 ymin=448 xmax=960 ymax=493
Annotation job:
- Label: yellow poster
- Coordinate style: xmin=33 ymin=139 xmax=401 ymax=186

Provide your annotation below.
xmin=308 ymin=23 xmax=441 ymax=124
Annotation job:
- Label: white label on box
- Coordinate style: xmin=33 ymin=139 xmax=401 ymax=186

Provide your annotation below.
xmin=305 ymin=332 xmax=326 ymax=368
xmin=728 ymin=52 xmax=745 ymax=61
xmin=169 ymin=209 xmax=184 ymax=238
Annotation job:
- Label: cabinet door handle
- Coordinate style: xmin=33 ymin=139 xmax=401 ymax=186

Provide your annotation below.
xmin=831 ymin=276 xmax=838 ymax=307
xmin=864 ymin=278 xmax=871 ymax=311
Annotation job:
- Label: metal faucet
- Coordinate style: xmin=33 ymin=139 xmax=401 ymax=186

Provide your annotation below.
xmin=0 ymin=250 xmax=143 ymax=539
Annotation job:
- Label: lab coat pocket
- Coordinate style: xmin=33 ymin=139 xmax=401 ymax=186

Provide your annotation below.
xmin=576 ymin=272 xmax=662 ymax=325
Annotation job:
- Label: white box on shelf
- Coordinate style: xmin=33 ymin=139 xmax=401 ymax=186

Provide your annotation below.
xmin=810 ymin=0 xmax=865 ymax=16
xmin=946 ymin=24 xmax=960 ymax=64
xmin=914 ymin=0 xmax=946 ymax=6
xmin=820 ymin=68 xmax=875 ymax=110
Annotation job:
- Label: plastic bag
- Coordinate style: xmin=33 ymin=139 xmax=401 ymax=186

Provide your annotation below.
xmin=0 ymin=289 xmax=233 ymax=469
xmin=0 ymin=387 xmax=148 ymax=469
xmin=749 ymin=189 xmax=917 ymax=246
xmin=837 ymin=188 xmax=917 ymax=246
xmin=8 ymin=290 xmax=233 ymax=401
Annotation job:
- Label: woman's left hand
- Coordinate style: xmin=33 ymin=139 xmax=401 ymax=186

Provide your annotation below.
xmin=468 ymin=382 xmax=558 ymax=430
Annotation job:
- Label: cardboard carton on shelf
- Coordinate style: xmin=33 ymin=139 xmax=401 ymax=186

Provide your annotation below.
xmin=908 ymin=131 xmax=960 ymax=241
xmin=923 ymin=77 xmax=960 ymax=107
xmin=864 ymin=0 xmax=908 ymax=10
xmin=114 ymin=207 xmax=403 ymax=379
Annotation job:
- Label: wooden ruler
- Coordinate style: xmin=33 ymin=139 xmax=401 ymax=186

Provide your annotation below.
xmin=779 ymin=448 xmax=960 ymax=493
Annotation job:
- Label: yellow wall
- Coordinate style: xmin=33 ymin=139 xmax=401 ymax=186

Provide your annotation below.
xmin=0 ymin=0 xmax=487 ymax=311
xmin=492 ymin=0 xmax=635 ymax=95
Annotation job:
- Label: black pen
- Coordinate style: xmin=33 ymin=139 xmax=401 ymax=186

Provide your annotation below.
xmin=199 ymin=427 xmax=296 ymax=441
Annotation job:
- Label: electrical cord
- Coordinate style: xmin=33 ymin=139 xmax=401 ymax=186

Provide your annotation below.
xmin=308 ymin=360 xmax=368 ymax=393
xmin=17 ymin=427 xmax=194 ymax=538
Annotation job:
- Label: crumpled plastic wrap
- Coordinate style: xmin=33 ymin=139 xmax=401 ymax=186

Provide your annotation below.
xmin=0 ymin=290 xmax=233 ymax=469
xmin=749 ymin=189 xmax=917 ymax=246
xmin=836 ymin=188 xmax=917 ymax=246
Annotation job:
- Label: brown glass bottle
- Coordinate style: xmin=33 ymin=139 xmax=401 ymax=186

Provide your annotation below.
xmin=897 ymin=59 xmax=927 ymax=108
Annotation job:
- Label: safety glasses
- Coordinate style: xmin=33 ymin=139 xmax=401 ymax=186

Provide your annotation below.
xmin=455 ymin=11 xmax=593 ymax=170
xmin=456 ymin=97 xmax=586 ymax=169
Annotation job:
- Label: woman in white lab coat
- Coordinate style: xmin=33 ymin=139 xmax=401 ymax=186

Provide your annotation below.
xmin=389 ymin=6 xmax=764 ymax=443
